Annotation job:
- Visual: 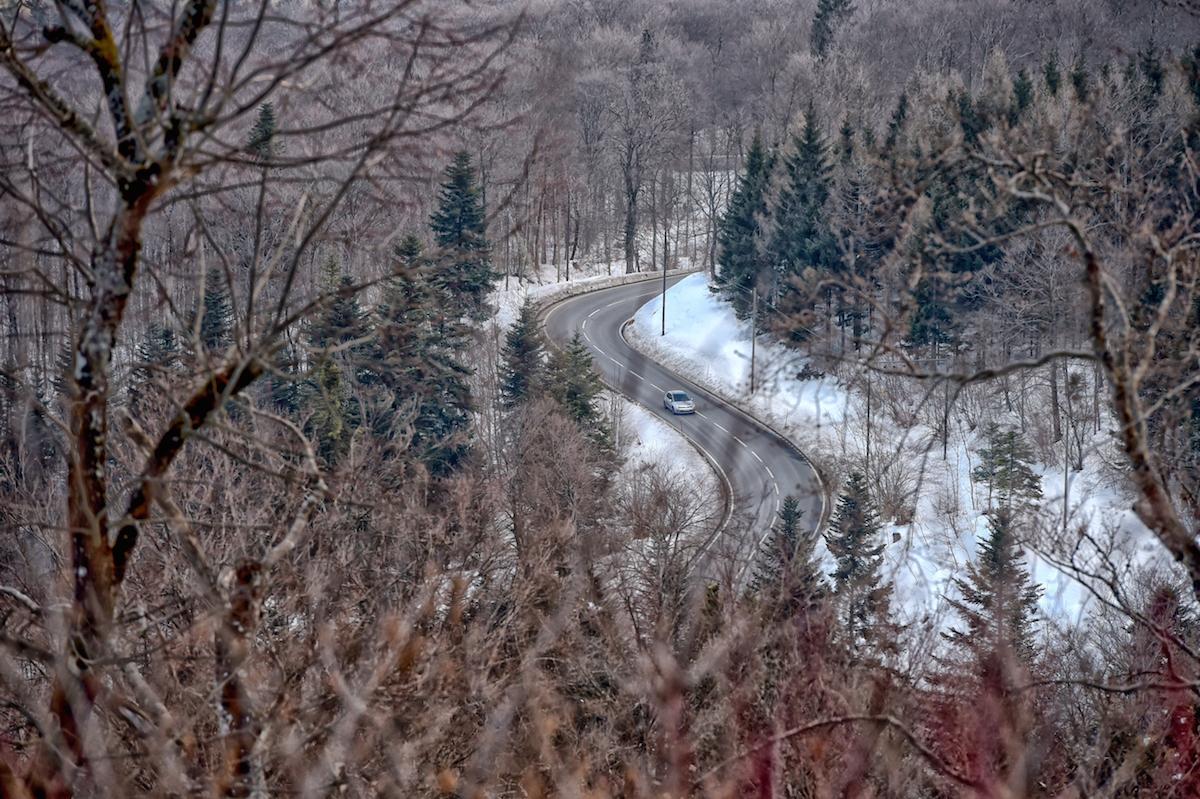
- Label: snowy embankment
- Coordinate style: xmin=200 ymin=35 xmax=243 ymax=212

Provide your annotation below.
xmin=616 ymin=398 xmax=721 ymax=508
xmin=625 ymin=272 xmax=1161 ymax=628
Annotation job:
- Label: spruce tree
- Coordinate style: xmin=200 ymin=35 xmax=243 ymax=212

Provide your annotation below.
xmin=770 ymin=107 xmax=837 ymax=300
xmin=943 ymin=507 xmax=1042 ymax=675
xmin=546 ymin=332 xmax=609 ymax=448
xmin=715 ymin=131 xmax=773 ymax=318
xmin=197 ymin=268 xmax=233 ymax=353
xmin=247 ymin=101 xmax=279 ymax=162
xmin=1010 ymin=69 xmax=1034 ymax=124
xmin=1069 ymin=53 xmax=1089 ymax=103
xmin=430 ymin=151 xmax=494 ymax=321
xmin=129 ymin=322 xmax=179 ymax=411
xmin=374 ymin=273 xmax=472 ymax=475
xmin=750 ymin=496 xmax=825 ymax=614
xmin=1043 ymin=56 xmax=1061 ymax=96
xmin=810 ymin=0 xmax=854 ymax=59
xmin=825 ymin=472 xmax=892 ymax=649
xmin=500 ymin=298 xmax=545 ymax=409
xmin=971 ymin=425 xmax=1043 ymax=510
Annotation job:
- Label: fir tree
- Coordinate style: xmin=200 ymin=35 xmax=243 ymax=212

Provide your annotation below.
xmin=750 ymin=495 xmax=825 ymax=615
xmin=430 ymin=151 xmax=494 ymax=321
xmin=197 ymin=268 xmax=233 ymax=353
xmin=810 ymin=0 xmax=854 ymax=59
xmin=247 ymin=102 xmax=279 ymax=162
xmin=546 ymin=332 xmax=609 ymax=448
xmin=971 ymin=426 xmax=1043 ymax=510
xmin=943 ymin=508 xmax=1042 ymax=674
xmin=374 ymin=273 xmax=472 ymax=475
xmin=715 ymin=131 xmax=773 ymax=318
xmin=825 ymin=472 xmax=893 ymax=650
xmin=266 ymin=346 xmax=302 ymax=416
xmin=500 ymin=298 xmax=545 ymax=409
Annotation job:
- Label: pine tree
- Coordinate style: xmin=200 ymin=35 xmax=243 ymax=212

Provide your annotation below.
xmin=374 ymin=273 xmax=472 ymax=475
xmin=430 ymin=151 xmax=494 ymax=321
xmin=1139 ymin=42 xmax=1165 ymax=104
xmin=750 ymin=496 xmax=825 ymax=614
xmin=971 ymin=425 xmax=1043 ymax=510
xmin=500 ymin=298 xmax=545 ymax=409
xmin=197 ymin=268 xmax=233 ymax=353
xmin=825 ymin=472 xmax=892 ymax=650
xmin=810 ymin=0 xmax=854 ymax=59
xmin=546 ymin=332 xmax=609 ymax=448
xmin=715 ymin=131 xmax=773 ymax=318
xmin=943 ymin=508 xmax=1041 ymax=673
xmin=247 ymin=101 xmax=279 ymax=162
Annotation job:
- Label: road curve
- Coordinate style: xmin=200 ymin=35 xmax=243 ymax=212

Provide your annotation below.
xmin=543 ymin=273 xmax=826 ymax=573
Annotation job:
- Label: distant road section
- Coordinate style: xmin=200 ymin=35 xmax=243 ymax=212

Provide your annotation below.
xmin=543 ymin=274 xmax=825 ymax=571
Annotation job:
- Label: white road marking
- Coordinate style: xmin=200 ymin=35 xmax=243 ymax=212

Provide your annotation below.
xmin=629 ymin=371 xmax=644 ymax=381
xmin=713 ymin=421 xmax=730 ymax=433
xmin=773 ymin=481 xmax=780 ymax=495
xmin=764 ymin=464 xmax=776 ymax=480
xmin=650 ymin=382 xmax=664 ymax=391
xmin=587 ymin=307 xmax=600 ymax=319
xmin=775 ymin=497 xmax=781 ymax=515
xmin=750 ymin=450 xmax=764 ymax=464
xmin=582 ymin=318 xmax=588 ymax=331
xmin=734 ymin=436 xmax=747 ymax=448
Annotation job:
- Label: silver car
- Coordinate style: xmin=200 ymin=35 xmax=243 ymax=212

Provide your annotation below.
xmin=663 ymin=390 xmax=696 ymax=414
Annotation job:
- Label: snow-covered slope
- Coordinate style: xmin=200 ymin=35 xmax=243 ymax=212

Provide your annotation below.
xmin=626 ymin=272 xmax=1161 ymax=628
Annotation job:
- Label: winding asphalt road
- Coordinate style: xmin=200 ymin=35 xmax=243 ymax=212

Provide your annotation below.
xmin=543 ymin=273 xmax=826 ymax=571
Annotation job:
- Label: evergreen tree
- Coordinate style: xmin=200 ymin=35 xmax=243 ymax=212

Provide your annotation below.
xmin=197 ymin=268 xmax=233 ymax=353
xmin=825 ymin=472 xmax=893 ymax=650
xmin=303 ymin=356 xmax=354 ymax=464
xmin=750 ymin=496 xmax=825 ymax=614
xmin=129 ymin=322 xmax=179 ymax=411
xmin=430 ymin=151 xmax=494 ymax=321
xmin=883 ymin=91 xmax=908 ymax=156
xmin=266 ymin=345 xmax=302 ymax=416
xmin=943 ymin=508 xmax=1041 ymax=673
xmin=247 ymin=101 xmax=279 ymax=162
xmin=500 ymin=298 xmax=545 ymax=409
xmin=1043 ymin=56 xmax=1061 ymax=96
xmin=971 ymin=426 xmax=1043 ymax=510
xmin=1139 ymin=42 xmax=1165 ymax=104
xmin=810 ymin=0 xmax=854 ymax=59
xmin=374 ymin=273 xmax=472 ymax=475
xmin=1012 ymin=69 xmax=1034 ymax=117
xmin=715 ymin=131 xmax=773 ymax=318
xmin=1069 ymin=53 xmax=1089 ymax=103
xmin=770 ymin=107 xmax=837 ymax=304
xmin=546 ymin=332 xmax=609 ymax=448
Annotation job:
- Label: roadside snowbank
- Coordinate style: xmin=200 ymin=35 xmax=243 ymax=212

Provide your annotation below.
xmin=626 ymin=272 xmax=1159 ymax=628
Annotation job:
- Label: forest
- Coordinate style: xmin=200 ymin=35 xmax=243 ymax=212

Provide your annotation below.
xmin=1 ymin=0 xmax=1199 ymax=795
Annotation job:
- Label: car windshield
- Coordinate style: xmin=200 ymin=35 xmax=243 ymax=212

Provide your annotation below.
xmin=671 ymin=392 xmax=691 ymax=401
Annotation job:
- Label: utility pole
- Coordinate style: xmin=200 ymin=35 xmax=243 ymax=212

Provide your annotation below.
xmin=661 ymin=260 xmax=667 ymax=336
xmin=750 ymin=288 xmax=757 ymax=394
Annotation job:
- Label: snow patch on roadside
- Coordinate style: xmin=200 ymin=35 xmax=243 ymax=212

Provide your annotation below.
xmin=626 ymin=272 xmax=1163 ymax=628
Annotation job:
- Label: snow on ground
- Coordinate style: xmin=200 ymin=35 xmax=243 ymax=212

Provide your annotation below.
xmin=616 ymin=396 xmax=720 ymax=506
xmin=626 ymin=272 xmax=1164 ymax=629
